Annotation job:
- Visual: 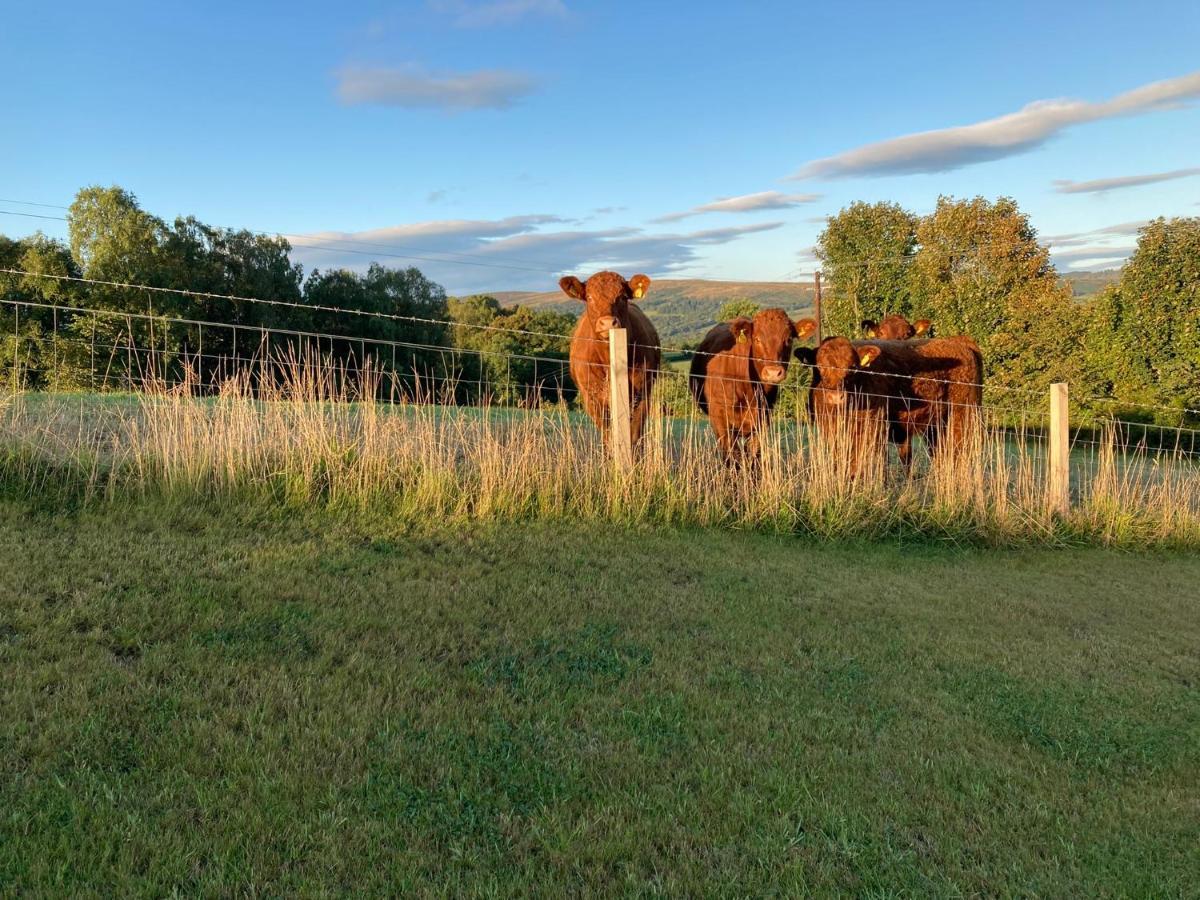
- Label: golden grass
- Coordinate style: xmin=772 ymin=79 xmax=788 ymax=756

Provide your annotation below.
xmin=2 ymin=359 xmax=1198 ymax=548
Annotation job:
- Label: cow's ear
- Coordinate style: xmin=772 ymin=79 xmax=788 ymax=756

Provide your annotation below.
xmin=730 ymin=317 xmax=753 ymax=344
xmin=861 ymin=319 xmax=879 ymax=338
xmin=913 ymin=319 xmax=932 ymax=336
xmin=857 ymin=345 xmax=882 ymax=368
xmin=794 ymin=318 xmax=817 ymax=340
xmin=794 ymin=347 xmax=816 ymax=366
xmin=559 ymin=276 xmax=586 ymax=301
xmin=628 ymin=274 xmax=650 ymax=300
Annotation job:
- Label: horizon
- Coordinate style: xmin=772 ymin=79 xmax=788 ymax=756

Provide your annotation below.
xmin=2 ymin=0 xmax=1198 ymax=294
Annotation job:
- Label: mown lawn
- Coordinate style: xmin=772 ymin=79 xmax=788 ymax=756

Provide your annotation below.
xmin=1 ymin=498 xmax=1198 ymax=895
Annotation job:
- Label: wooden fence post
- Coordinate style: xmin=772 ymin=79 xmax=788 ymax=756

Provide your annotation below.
xmin=608 ymin=327 xmax=633 ymax=469
xmin=1049 ymin=382 xmax=1069 ymax=514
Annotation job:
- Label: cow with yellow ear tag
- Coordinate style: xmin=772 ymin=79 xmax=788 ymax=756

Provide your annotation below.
xmin=689 ymin=308 xmax=813 ymax=464
xmin=562 ymin=271 xmax=661 ymax=450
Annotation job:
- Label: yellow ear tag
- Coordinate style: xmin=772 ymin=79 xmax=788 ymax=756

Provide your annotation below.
xmin=858 ymin=351 xmax=874 ymax=366
xmin=633 ymin=287 xmax=644 ymax=298
xmin=736 ymin=331 xmax=748 ymax=344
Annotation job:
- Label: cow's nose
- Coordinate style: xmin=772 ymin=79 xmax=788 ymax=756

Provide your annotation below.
xmin=596 ymin=316 xmax=619 ymax=333
xmin=762 ymin=365 xmax=786 ymax=384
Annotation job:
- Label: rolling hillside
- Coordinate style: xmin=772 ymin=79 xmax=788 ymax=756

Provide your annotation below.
xmin=479 ymin=272 xmax=1119 ymax=345
xmin=490 ymin=279 xmax=817 ymax=345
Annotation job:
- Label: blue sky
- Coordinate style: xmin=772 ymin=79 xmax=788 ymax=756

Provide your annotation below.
xmin=2 ymin=0 xmax=1199 ymax=292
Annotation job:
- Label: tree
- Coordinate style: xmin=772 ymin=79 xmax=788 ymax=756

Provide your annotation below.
xmin=909 ymin=196 xmax=1083 ymax=394
xmin=716 ymin=299 xmax=760 ymax=322
xmin=816 ymin=201 xmax=917 ymax=337
xmin=1084 ymin=217 xmax=1200 ymax=422
xmin=445 ymin=295 xmax=573 ymax=405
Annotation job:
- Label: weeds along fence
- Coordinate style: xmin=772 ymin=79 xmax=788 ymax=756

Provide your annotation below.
xmin=2 ymin=284 xmax=1200 ymax=547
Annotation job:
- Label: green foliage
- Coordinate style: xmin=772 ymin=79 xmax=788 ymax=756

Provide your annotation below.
xmin=817 ymin=201 xmax=917 ymax=336
xmin=3 ymin=186 xmax=452 ymax=392
xmin=446 ymin=295 xmax=574 ymax=404
xmin=716 ymin=298 xmax=760 ymax=322
xmin=909 ymin=196 xmax=1085 ymax=393
xmin=1082 ymin=218 xmax=1200 ymax=423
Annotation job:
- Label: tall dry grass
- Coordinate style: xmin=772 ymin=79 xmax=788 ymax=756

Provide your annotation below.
xmin=2 ymin=358 xmax=1198 ymax=548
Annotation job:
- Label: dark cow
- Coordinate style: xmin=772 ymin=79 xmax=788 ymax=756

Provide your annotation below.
xmin=861 ymin=314 xmax=932 ymax=340
xmin=795 ymin=323 xmax=983 ymax=468
xmin=562 ymin=271 xmax=661 ymax=448
xmin=688 ymin=309 xmax=815 ymax=462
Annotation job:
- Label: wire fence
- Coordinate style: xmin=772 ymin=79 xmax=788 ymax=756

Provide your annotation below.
xmin=6 ymin=292 xmax=1200 ymax=470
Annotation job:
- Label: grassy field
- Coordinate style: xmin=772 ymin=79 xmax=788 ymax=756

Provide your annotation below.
xmin=2 ymin=497 xmax=1198 ymax=895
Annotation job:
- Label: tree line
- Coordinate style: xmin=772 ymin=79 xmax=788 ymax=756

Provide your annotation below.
xmin=2 ymin=186 xmax=1196 ymax=424
xmin=0 ymin=186 xmax=575 ymax=404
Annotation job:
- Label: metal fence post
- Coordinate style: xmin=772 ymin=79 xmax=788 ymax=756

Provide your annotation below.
xmin=608 ymin=327 xmax=633 ymax=469
xmin=1049 ymin=382 xmax=1069 ymax=514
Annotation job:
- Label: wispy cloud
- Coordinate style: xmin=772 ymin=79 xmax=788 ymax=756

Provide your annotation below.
xmin=1043 ymin=220 xmax=1148 ymax=248
xmin=791 ymin=70 xmax=1200 ymax=179
xmin=288 ymin=217 xmax=782 ymax=292
xmin=1050 ymin=245 xmax=1136 ymax=270
xmin=1053 ymin=167 xmax=1200 ymax=194
xmin=429 ymin=0 xmax=567 ymax=27
xmin=336 ymin=65 xmax=537 ymax=110
xmin=652 ymin=191 xmax=821 ymax=223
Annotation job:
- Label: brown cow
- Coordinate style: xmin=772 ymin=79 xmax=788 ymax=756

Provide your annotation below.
xmin=688 ymin=309 xmax=815 ymax=463
xmin=794 ymin=336 xmax=911 ymax=473
xmin=861 ymin=314 xmax=932 ymax=340
xmin=795 ymin=325 xmax=983 ymax=468
xmin=562 ymin=271 xmax=661 ymax=448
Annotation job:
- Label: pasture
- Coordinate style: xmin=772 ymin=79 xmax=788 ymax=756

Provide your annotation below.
xmin=2 ymin=497 xmax=1198 ymax=895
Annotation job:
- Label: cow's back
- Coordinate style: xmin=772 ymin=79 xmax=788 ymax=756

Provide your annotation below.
xmin=689 ymin=323 xmax=740 ymax=414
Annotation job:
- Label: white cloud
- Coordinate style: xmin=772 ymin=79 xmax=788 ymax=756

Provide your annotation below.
xmin=1050 ymin=244 xmax=1137 ymax=271
xmin=791 ymin=70 xmax=1200 ymax=179
xmin=652 ymin=191 xmax=821 ymax=223
xmin=287 ymin=217 xmax=783 ymax=292
xmin=1043 ymin=220 xmax=1148 ymax=248
xmin=429 ymin=0 xmax=567 ymax=27
xmin=1053 ymin=167 xmax=1200 ymax=194
xmin=336 ymin=65 xmax=537 ymax=110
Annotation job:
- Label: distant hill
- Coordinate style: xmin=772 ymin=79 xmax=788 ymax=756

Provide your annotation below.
xmin=1062 ymin=270 xmax=1121 ymax=297
xmin=489 ymin=279 xmax=817 ymax=345
xmin=477 ymin=271 xmax=1120 ymax=345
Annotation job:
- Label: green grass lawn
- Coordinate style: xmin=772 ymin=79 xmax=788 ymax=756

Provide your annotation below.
xmin=2 ymin=497 xmax=1198 ymax=895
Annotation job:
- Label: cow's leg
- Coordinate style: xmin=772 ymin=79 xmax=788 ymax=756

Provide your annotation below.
xmin=581 ymin=387 xmax=609 ymax=444
xmin=715 ymin=423 xmax=739 ymax=466
xmin=629 ymin=393 xmax=649 ymax=450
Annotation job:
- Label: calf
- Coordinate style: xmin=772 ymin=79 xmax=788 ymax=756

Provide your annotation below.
xmin=795 ymin=325 xmax=983 ymax=468
xmin=861 ymin=314 xmax=932 ymax=340
xmin=794 ymin=336 xmax=911 ymax=473
xmin=562 ymin=271 xmax=661 ymax=448
xmin=688 ymin=309 xmax=815 ymax=462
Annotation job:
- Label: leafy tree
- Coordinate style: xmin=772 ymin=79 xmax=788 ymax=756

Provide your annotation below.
xmin=816 ymin=201 xmax=917 ymax=337
xmin=716 ymin=299 xmax=760 ymax=322
xmin=446 ymin=295 xmax=573 ymax=404
xmin=909 ymin=195 xmax=1084 ymax=394
xmin=302 ymin=265 xmax=451 ymax=394
xmin=1084 ymin=217 xmax=1200 ymax=422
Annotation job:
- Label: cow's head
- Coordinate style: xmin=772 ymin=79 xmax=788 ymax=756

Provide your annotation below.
xmin=861 ymin=315 xmax=933 ymax=340
xmin=730 ymin=309 xmax=815 ymax=386
xmin=799 ymin=337 xmax=881 ymax=407
xmin=559 ymin=271 xmax=650 ymax=337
